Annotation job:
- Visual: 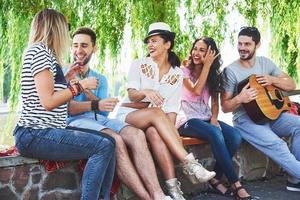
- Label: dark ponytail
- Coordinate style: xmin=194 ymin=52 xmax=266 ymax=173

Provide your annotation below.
xmin=168 ymin=51 xmax=181 ymax=68
xmin=160 ymin=34 xmax=181 ymax=68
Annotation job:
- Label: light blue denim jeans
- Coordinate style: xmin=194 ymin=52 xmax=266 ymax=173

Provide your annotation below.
xmin=14 ymin=125 xmax=116 ymax=200
xmin=234 ymin=113 xmax=300 ymax=182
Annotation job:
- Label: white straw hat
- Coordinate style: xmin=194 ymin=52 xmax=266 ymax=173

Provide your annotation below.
xmin=144 ymin=22 xmax=175 ymax=43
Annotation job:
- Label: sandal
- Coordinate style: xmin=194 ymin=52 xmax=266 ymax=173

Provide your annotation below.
xmin=209 ymin=180 xmax=233 ymax=197
xmin=232 ymin=186 xmax=253 ymax=200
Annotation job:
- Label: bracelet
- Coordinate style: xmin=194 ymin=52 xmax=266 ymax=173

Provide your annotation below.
xmin=91 ymin=100 xmax=99 ymax=111
xmin=74 ymin=82 xmax=85 ymax=94
xmin=68 ymin=85 xmax=78 ymax=97
xmin=91 ymin=100 xmax=99 ymax=121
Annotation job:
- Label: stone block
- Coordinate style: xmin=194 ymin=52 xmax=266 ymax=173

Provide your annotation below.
xmin=12 ymin=165 xmax=30 ymax=194
xmin=0 ymin=167 xmax=13 ymax=184
xmin=31 ymin=165 xmax=41 ymax=173
xmin=0 ymin=156 xmax=38 ymax=168
xmin=237 ymin=142 xmax=268 ymax=180
xmin=31 ymin=172 xmax=42 ymax=184
xmin=23 ymin=186 xmax=39 ymax=200
xmin=116 ymin=185 xmax=139 ymax=200
xmin=40 ymin=191 xmax=81 ymax=200
xmin=265 ymin=157 xmax=282 ymax=178
xmin=185 ymin=144 xmax=214 ymax=165
xmin=42 ymin=169 xmax=78 ymax=191
xmin=0 ymin=185 xmax=18 ymax=200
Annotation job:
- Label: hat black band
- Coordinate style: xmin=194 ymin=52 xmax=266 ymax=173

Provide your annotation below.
xmin=148 ymin=29 xmax=171 ymax=36
xmin=144 ymin=29 xmax=175 ymax=43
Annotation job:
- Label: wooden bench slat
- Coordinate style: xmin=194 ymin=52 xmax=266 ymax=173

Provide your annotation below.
xmin=181 ymin=137 xmax=207 ymax=146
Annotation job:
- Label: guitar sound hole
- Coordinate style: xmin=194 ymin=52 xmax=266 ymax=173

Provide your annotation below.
xmin=275 ymin=89 xmax=283 ymax=101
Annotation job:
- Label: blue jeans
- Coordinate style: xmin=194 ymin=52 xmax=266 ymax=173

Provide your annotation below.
xmin=14 ymin=125 xmax=116 ymax=200
xmin=178 ymin=119 xmax=242 ymax=183
xmin=234 ymin=113 xmax=300 ymax=182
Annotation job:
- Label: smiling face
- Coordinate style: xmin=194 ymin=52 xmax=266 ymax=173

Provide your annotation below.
xmin=191 ymin=40 xmax=208 ymax=66
xmin=146 ymin=35 xmax=170 ymax=59
xmin=72 ymin=33 xmax=96 ymax=67
xmin=237 ymin=35 xmax=258 ymax=60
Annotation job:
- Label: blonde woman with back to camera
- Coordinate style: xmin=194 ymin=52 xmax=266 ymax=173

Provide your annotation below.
xmin=13 ymin=9 xmax=116 ymax=200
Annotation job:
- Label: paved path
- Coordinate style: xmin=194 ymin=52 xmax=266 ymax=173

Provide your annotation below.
xmin=190 ymin=175 xmax=299 ymax=200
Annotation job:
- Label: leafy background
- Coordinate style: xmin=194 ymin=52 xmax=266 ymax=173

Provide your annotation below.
xmin=0 ymin=0 xmax=299 ymax=145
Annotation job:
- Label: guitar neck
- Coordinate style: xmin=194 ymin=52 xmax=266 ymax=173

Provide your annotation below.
xmin=283 ymin=89 xmax=300 ymax=97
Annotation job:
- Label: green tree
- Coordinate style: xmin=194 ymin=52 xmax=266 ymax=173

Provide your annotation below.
xmin=0 ymin=0 xmax=299 ymax=146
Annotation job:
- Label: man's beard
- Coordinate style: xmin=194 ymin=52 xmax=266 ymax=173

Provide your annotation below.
xmin=239 ymin=49 xmax=255 ymax=60
xmin=74 ymin=53 xmax=93 ymax=66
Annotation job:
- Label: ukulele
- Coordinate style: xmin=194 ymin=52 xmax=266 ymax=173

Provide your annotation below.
xmin=237 ymin=74 xmax=300 ymax=124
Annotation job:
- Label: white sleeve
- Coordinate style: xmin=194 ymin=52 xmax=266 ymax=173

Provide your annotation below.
xmin=127 ymin=59 xmax=140 ymax=90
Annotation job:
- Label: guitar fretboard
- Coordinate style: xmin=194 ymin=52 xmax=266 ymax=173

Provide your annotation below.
xmin=283 ymin=89 xmax=300 ymax=97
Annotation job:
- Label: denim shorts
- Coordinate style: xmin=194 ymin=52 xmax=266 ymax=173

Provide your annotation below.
xmin=67 ymin=112 xmax=128 ymax=134
xmin=115 ymin=106 xmax=137 ymax=122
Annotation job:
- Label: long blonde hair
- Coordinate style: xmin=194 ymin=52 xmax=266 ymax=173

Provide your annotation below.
xmin=28 ymin=8 xmax=69 ymax=66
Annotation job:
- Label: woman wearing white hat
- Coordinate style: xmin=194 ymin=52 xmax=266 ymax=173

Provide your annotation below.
xmin=117 ymin=22 xmax=216 ymax=200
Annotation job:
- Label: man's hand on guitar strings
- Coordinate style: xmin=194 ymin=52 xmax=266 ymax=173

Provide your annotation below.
xmin=256 ymin=75 xmax=274 ymax=87
xmin=238 ymin=82 xmax=258 ymax=103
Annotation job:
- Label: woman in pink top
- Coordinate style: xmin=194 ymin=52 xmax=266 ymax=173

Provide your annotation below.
xmin=177 ymin=37 xmax=252 ymax=200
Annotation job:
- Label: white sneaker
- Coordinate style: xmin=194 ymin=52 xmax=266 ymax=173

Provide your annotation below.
xmin=181 ymin=153 xmax=216 ymax=184
xmin=286 ymin=181 xmax=300 ymax=192
xmin=165 ymin=178 xmax=186 ymax=200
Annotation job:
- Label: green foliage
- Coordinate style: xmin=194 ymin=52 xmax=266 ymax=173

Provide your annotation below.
xmin=3 ymin=0 xmax=298 ymax=109
xmin=0 ymin=62 xmax=3 ymax=103
xmin=235 ymin=0 xmax=258 ymax=25
xmin=3 ymin=64 xmax=11 ymax=102
xmin=269 ymin=0 xmax=300 ymax=82
xmin=236 ymin=0 xmax=299 ymax=83
xmin=0 ymin=0 xmax=300 ymax=145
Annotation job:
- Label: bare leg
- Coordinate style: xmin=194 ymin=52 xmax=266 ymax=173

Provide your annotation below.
xmin=126 ymin=107 xmax=187 ymax=161
xmin=120 ymin=126 xmax=167 ymax=200
xmin=146 ymin=126 xmax=176 ymax=180
xmin=101 ymin=128 xmax=151 ymax=200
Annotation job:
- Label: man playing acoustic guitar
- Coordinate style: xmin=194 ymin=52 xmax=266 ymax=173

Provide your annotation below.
xmin=221 ymin=26 xmax=300 ymax=192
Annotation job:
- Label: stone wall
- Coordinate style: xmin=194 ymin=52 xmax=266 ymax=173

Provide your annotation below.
xmin=116 ymin=141 xmax=282 ymax=200
xmin=0 ymin=141 xmax=282 ymax=200
xmin=0 ymin=156 xmax=81 ymax=200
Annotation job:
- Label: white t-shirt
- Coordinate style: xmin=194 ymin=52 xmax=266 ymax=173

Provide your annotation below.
xmin=224 ymin=56 xmax=283 ymax=120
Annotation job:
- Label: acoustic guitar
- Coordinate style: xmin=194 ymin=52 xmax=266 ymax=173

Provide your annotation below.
xmin=237 ymin=74 xmax=300 ymax=124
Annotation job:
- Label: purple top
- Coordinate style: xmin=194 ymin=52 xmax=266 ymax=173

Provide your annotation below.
xmin=176 ymin=67 xmax=212 ymax=128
